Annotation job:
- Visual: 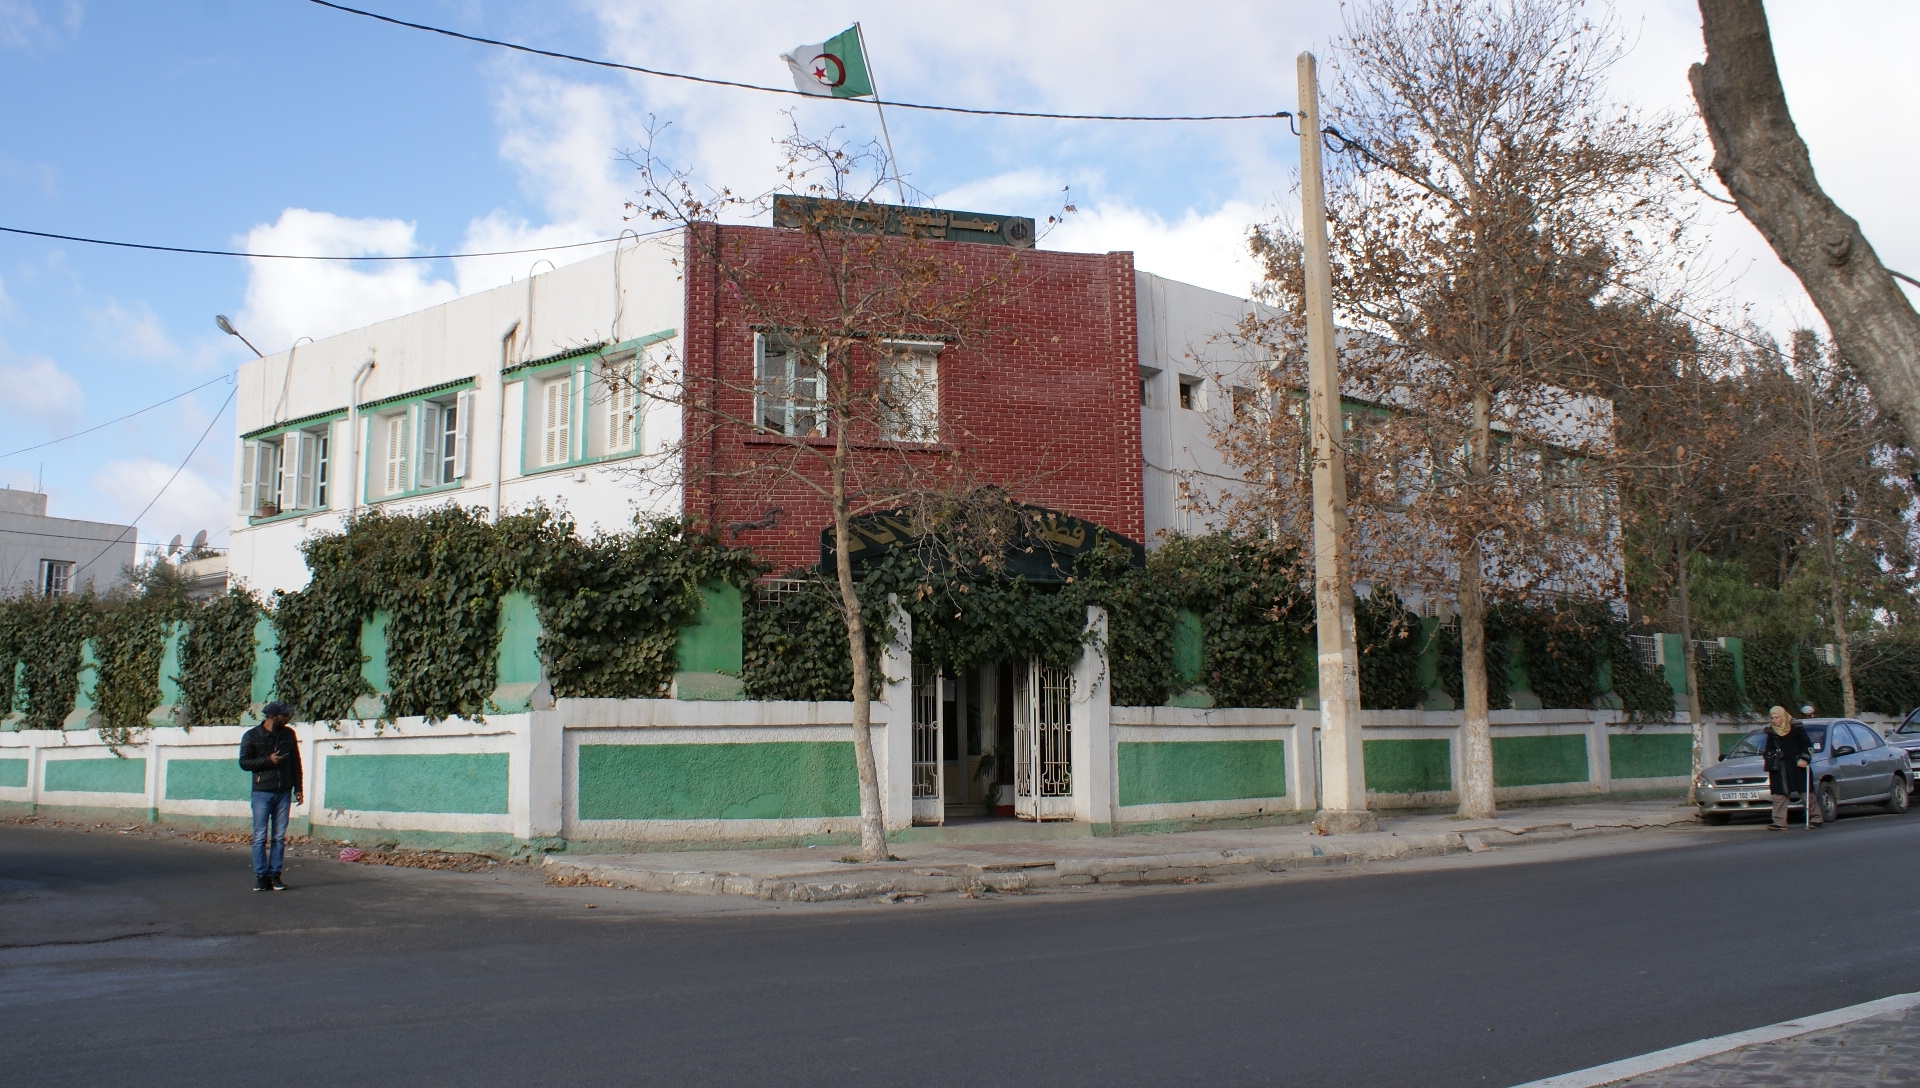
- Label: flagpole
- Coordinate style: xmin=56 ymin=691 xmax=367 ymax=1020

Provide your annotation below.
xmin=854 ymin=23 xmax=909 ymax=205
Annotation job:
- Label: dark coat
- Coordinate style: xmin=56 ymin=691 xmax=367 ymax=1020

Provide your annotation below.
xmin=238 ymin=724 xmax=302 ymax=793
xmin=1764 ymin=725 xmax=1814 ymax=797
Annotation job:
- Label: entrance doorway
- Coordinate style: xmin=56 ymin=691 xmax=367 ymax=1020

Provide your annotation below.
xmin=910 ymin=661 xmax=1024 ymax=823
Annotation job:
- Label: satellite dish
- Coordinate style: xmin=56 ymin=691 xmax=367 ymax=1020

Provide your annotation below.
xmin=168 ymin=534 xmax=183 ymax=556
xmin=191 ymin=529 xmax=209 ymax=551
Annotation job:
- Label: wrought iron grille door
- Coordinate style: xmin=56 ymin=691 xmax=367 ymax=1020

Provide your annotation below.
xmin=911 ymin=662 xmax=943 ymax=825
xmin=1014 ymin=658 xmax=1073 ymax=820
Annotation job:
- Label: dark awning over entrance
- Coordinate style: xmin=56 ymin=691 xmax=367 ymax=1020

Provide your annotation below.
xmin=820 ymin=501 xmax=1144 ymax=585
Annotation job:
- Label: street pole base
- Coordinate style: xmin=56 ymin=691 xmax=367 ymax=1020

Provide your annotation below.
xmin=1312 ymin=808 xmax=1379 ymax=834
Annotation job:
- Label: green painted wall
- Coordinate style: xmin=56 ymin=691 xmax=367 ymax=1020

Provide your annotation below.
xmin=1660 ymin=634 xmax=1686 ymax=696
xmin=45 ymin=757 xmax=146 ymax=794
xmin=1492 ymin=734 xmax=1589 ymax=787
xmin=72 ymin=640 xmax=100 ymax=710
xmin=250 ymin=614 xmax=279 ymax=706
xmin=577 ymin=741 xmax=858 ymax=821
xmin=495 ymin=591 xmax=543 ymax=686
xmin=1609 ymin=733 xmax=1692 ymax=780
xmin=1118 ymin=740 xmax=1285 ymax=806
xmin=165 ymin=758 xmax=252 ymax=802
xmin=155 ymin=622 xmax=185 ymax=707
xmin=1365 ymin=738 xmax=1452 ymax=793
xmin=675 ymin=583 xmax=743 ymax=675
xmin=0 ymin=758 xmax=26 ymax=788
xmin=360 ymin=611 xmax=391 ymax=693
xmin=1171 ymin=609 xmax=1204 ymax=689
xmin=323 ymin=753 xmax=509 ymax=814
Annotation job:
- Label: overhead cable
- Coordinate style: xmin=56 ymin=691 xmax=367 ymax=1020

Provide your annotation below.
xmin=0 ymin=372 xmax=234 ymax=459
xmin=0 ymin=224 xmax=668 ymax=262
xmin=307 ymin=1 xmax=1292 ymax=123
xmin=75 ymin=385 xmax=237 ymax=577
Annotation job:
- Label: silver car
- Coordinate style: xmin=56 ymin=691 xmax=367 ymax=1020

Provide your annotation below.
xmin=1695 ymin=718 xmax=1912 ymax=825
xmin=1886 ymin=708 xmax=1920 ymax=774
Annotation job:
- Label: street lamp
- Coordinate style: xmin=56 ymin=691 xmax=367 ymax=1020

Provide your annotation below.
xmin=215 ymin=314 xmax=264 ymax=358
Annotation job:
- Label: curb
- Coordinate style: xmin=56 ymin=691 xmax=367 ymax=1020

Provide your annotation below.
xmin=543 ymin=812 xmax=1697 ymax=901
xmin=1507 ymin=990 xmax=1920 ymax=1087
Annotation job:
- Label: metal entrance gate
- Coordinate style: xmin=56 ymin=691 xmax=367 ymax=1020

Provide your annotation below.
xmin=911 ymin=663 xmax=943 ymax=825
xmin=1013 ymin=659 xmax=1073 ymax=820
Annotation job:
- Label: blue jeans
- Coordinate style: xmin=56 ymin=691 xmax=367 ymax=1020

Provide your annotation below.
xmin=251 ymin=789 xmax=292 ymax=876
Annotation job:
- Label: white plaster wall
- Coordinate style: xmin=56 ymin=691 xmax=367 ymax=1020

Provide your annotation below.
xmin=1135 ymin=270 xmax=1278 ymax=545
xmin=228 ymin=236 xmax=687 ymax=595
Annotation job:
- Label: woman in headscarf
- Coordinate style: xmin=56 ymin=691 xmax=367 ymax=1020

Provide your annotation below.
xmin=1763 ymin=705 xmax=1822 ymax=830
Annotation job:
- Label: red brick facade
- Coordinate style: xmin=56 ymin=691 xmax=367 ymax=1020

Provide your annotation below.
xmin=680 ymin=224 xmax=1143 ymax=573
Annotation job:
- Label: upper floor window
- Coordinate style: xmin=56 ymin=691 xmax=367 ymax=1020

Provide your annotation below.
xmin=755 ymin=333 xmax=825 ymax=438
xmin=1178 ymin=375 xmax=1205 ymax=411
xmin=538 ymin=373 xmax=573 ymax=467
xmin=592 ymin=352 xmax=640 ymax=458
xmin=40 ymin=559 xmax=73 ymax=596
xmin=877 ymin=341 xmax=940 ymax=443
xmin=240 ymin=422 xmax=333 ymax=518
xmin=418 ymin=393 xmax=470 ymax=488
xmin=369 ymin=388 xmax=472 ymax=501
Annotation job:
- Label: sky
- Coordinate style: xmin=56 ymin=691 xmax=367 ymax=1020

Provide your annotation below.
xmin=0 ymin=0 xmax=1914 ymax=558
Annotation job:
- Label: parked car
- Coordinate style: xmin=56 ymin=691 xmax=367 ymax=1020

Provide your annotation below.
xmin=1887 ymin=709 xmax=1920 ymax=779
xmin=1695 ymin=718 xmax=1912 ymax=825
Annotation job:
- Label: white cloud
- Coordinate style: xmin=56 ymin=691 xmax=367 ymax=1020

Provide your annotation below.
xmin=0 ymin=354 xmax=82 ymax=427
xmin=89 ymin=299 xmax=179 ymax=363
xmin=89 ymin=457 xmax=229 ymax=555
xmin=1051 ymin=200 xmax=1266 ymax=299
xmin=235 ymin=208 xmax=461 ymax=352
xmin=0 ymin=0 xmax=82 ymax=50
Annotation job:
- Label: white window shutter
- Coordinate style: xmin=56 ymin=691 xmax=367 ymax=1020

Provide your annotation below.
xmin=294 ymin=431 xmax=318 ymax=509
xmin=384 ymin=415 xmax=407 ymax=495
xmin=418 ymin=403 xmax=441 ymax=486
xmin=240 ymin=440 xmax=259 ymax=514
xmin=543 ymin=376 xmax=572 ymax=466
xmin=454 ymin=391 xmax=473 ymax=478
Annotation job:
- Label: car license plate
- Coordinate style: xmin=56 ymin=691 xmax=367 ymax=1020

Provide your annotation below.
xmin=1720 ymin=789 xmax=1765 ymax=801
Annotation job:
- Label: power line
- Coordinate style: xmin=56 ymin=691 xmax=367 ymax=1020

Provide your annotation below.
xmin=75 ymin=385 xmax=237 ymax=578
xmin=309 ymin=1 xmax=1293 ymax=124
xmin=0 ymin=526 xmax=224 ymax=551
xmin=0 ymin=224 xmax=661 ymax=262
xmin=0 ymin=372 xmax=234 ymax=459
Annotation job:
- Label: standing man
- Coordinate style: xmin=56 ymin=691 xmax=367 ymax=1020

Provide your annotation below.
xmin=239 ymin=701 xmax=303 ymax=891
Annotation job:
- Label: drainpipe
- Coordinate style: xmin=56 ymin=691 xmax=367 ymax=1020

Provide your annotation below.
xmin=346 ymin=358 xmax=376 ymax=517
xmin=492 ymin=320 xmax=521 ymax=522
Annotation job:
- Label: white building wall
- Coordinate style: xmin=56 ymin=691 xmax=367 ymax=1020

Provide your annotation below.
xmin=228 ymin=235 xmax=686 ymax=594
xmin=1135 ymin=271 xmax=1277 ymax=545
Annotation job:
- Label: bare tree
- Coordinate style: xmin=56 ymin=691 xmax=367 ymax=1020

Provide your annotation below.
xmin=1227 ymin=0 xmax=1691 ymax=817
xmin=1691 ymin=0 xmax=1920 ymax=451
xmin=1610 ymin=321 xmax=1771 ymax=792
xmin=621 ymin=121 xmax=1037 ymax=861
xmin=1744 ymin=331 xmax=1919 ymax=718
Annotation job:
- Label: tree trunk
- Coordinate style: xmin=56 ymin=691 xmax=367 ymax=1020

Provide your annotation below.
xmin=1691 ymin=0 xmax=1920 ymax=449
xmin=829 ymin=392 xmax=889 ymax=862
xmin=1675 ymin=526 xmax=1705 ymax=803
xmin=1818 ymin=517 xmax=1858 ymax=717
xmin=1456 ymin=389 xmax=1496 ymax=819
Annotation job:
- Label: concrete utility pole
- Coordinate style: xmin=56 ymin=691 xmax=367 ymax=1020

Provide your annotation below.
xmin=1298 ymin=52 xmax=1376 ymax=834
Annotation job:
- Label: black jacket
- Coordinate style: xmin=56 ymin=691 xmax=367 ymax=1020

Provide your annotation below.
xmin=238 ymin=724 xmax=303 ymax=794
xmin=1764 ymin=725 xmax=1814 ymax=797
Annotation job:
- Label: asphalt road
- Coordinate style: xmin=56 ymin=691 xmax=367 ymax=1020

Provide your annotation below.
xmin=4 ymin=810 xmax=1918 ymax=1088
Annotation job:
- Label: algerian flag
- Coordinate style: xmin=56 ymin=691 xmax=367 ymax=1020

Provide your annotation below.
xmin=781 ymin=25 xmax=873 ymax=98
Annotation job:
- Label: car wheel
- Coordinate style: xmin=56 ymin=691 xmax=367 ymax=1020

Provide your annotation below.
xmin=1816 ymin=781 xmax=1839 ymax=824
xmin=1703 ymin=812 xmax=1730 ymax=826
xmin=1887 ymin=777 xmax=1911 ymax=814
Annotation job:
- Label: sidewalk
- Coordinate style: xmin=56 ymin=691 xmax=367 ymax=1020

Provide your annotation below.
xmin=1516 ymin=992 xmax=1920 ymax=1087
xmin=543 ymin=798 xmax=1700 ymax=901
